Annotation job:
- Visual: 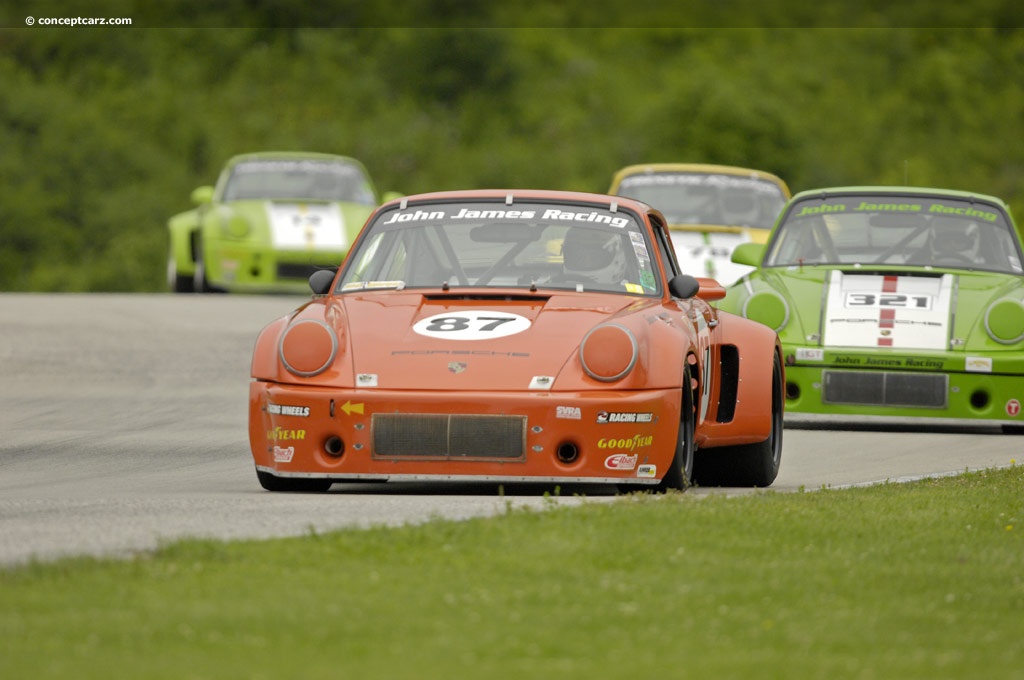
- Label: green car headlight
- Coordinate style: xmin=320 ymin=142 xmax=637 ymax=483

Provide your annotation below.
xmin=742 ymin=291 xmax=789 ymax=332
xmin=224 ymin=214 xmax=251 ymax=238
xmin=985 ymin=299 xmax=1024 ymax=344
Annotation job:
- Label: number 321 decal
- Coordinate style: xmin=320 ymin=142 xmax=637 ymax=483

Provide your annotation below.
xmin=413 ymin=310 xmax=532 ymax=340
xmin=844 ymin=293 xmax=933 ymax=310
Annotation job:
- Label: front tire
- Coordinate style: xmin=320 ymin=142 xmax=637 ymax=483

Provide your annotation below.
xmin=256 ymin=470 xmax=333 ymax=493
xmin=694 ymin=352 xmax=783 ymax=487
xmin=656 ymin=365 xmax=696 ymax=492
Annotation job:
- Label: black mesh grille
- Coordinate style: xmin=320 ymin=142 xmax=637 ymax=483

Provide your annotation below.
xmin=372 ymin=414 xmax=527 ymax=460
xmin=823 ymin=371 xmax=947 ymax=408
xmin=277 ymin=263 xmax=327 ymax=280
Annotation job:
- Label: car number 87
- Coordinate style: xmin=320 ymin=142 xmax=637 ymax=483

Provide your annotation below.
xmin=413 ymin=310 xmax=532 ymax=340
xmin=845 ymin=293 xmax=933 ymax=310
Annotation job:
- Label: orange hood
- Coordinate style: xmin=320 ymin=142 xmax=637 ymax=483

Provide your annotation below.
xmin=297 ymin=291 xmax=663 ymax=391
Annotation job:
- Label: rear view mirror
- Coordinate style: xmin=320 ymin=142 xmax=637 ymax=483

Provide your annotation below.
xmin=470 ymin=223 xmax=540 ymax=243
xmin=868 ymin=213 xmax=927 ymax=229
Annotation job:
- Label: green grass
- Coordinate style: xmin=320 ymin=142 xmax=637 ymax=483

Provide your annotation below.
xmin=2 ymin=467 xmax=1023 ymax=680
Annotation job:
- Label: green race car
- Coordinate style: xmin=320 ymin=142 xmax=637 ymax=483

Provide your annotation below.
xmin=167 ymin=152 xmax=394 ymax=293
xmin=719 ymin=186 xmax=1024 ymax=431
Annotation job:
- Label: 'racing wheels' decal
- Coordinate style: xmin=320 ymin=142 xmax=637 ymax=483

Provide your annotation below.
xmin=413 ymin=310 xmax=531 ymax=340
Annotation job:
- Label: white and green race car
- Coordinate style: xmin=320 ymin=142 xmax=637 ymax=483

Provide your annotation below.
xmin=167 ymin=152 xmax=396 ymax=293
xmin=719 ymin=186 xmax=1024 ymax=431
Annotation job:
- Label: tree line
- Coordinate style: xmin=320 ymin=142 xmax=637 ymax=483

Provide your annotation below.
xmin=2 ymin=18 xmax=1022 ymax=291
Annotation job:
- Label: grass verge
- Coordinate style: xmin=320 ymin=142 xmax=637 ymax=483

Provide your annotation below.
xmin=2 ymin=467 xmax=1022 ymax=679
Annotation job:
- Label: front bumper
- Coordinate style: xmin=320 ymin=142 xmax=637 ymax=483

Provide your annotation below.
xmin=205 ymin=240 xmax=344 ymax=293
xmin=249 ymin=382 xmax=684 ymax=486
xmin=782 ymin=362 xmax=1024 ymax=427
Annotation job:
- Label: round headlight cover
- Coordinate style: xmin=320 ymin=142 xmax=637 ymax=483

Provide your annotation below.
xmin=580 ymin=323 xmax=638 ymax=382
xmin=984 ymin=299 xmax=1024 ymax=344
xmin=226 ymin=213 xmax=251 ymax=238
xmin=743 ymin=291 xmax=789 ymax=332
xmin=279 ymin=319 xmax=338 ymax=377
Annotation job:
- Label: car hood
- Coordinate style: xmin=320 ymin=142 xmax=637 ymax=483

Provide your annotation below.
xmin=309 ymin=291 xmax=658 ymax=390
xmin=753 ymin=268 xmax=1023 ymax=351
xmin=218 ymin=200 xmax=373 ymax=249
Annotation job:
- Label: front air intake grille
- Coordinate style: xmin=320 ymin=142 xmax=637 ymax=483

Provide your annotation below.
xmin=823 ymin=371 xmax=947 ymax=408
xmin=277 ymin=263 xmax=326 ymax=280
xmin=372 ymin=414 xmax=527 ymax=460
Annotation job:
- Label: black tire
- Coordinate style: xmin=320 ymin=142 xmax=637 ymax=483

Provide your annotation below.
xmin=656 ymin=365 xmax=696 ymax=493
xmin=172 ymin=273 xmax=195 ymax=293
xmin=256 ymin=469 xmax=333 ymax=493
xmin=167 ymin=254 xmax=195 ymax=293
xmin=193 ymin=247 xmax=210 ymax=293
xmin=191 ymin=237 xmax=226 ymax=293
xmin=694 ymin=352 xmax=783 ymax=487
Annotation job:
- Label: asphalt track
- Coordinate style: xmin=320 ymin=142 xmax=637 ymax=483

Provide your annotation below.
xmin=1 ymin=293 xmax=1020 ymax=566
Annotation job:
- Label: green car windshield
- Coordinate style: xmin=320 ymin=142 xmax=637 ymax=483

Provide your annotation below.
xmin=615 ymin=172 xmax=786 ymax=229
xmin=765 ymin=194 xmax=1024 ymax=275
xmin=338 ymin=201 xmax=661 ymax=295
xmin=222 ymin=159 xmax=377 ymax=204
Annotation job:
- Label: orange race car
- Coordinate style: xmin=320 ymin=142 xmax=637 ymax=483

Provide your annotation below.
xmin=249 ymin=190 xmax=783 ymax=493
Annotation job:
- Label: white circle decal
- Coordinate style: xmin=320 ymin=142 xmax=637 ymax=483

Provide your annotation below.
xmin=413 ymin=310 xmax=531 ymax=340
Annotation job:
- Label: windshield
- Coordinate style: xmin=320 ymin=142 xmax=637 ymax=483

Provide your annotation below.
xmin=765 ymin=194 xmax=1023 ymax=274
xmin=221 ymin=159 xmax=377 ymax=204
xmin=338 ymin=200 xmax=660 ymax=295
xmin=615 ymin=172 xmax=786 ymax=230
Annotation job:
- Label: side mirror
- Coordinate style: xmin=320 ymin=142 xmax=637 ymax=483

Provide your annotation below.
xmin=668 ymin=274 xmax=700 ymax=300
xmin=694 ymin=277 xmax=726 ymax=301
xmin=309 ymin=269 xmax=337 ymax=295
xmin=731 ymin=242 xmax=766 ymax=267
xmin=190 ymin=185 xmax=215 ymax=205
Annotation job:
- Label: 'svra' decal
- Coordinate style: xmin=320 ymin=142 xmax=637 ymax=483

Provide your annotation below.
xmin=413 ymin=310 xmax=531 ymax=340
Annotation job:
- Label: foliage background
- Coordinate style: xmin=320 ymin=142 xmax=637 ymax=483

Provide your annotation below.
xmin=1 ymin=2 xmax=1023 ymax=291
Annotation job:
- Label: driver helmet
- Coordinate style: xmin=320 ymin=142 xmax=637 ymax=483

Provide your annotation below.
xmin=561 ymin=228 xmax=627 ymax=284
xmin=930 ymin=220 xmax=980 ymax=260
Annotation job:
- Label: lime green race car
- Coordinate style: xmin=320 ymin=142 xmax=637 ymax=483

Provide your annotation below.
xmin=719 ymin=186 xmax=1024 ymax=431
xmin=167 ymin=152 xmax=395 ymax=293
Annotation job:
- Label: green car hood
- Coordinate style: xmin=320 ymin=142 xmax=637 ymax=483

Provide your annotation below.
xmin=206 ymin=200 xmax=373 ymax=250
xmin=724 ymin=267 xmax=1024 ymax=353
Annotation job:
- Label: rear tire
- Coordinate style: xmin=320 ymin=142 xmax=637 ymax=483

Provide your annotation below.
xmin=694 ymin=352 xmax=783 ymax=487
xmin=256 ymin=469 xmax=333 ymax=493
